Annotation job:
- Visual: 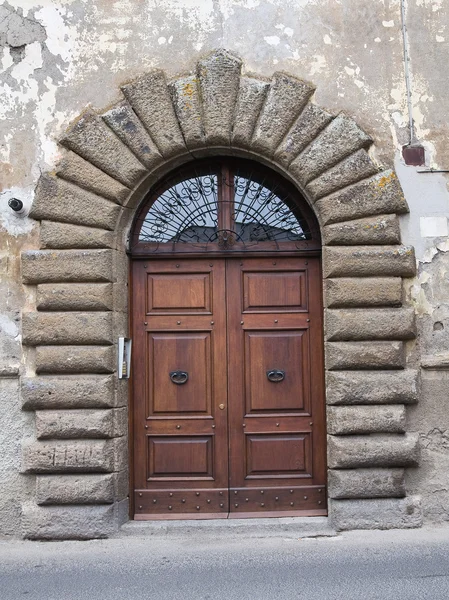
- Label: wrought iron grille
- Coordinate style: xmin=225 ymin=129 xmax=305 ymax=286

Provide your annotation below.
xmin=133 ymin=160 xmax=316 ymax=252
xmin=138 ymin=174 xmax=219 ymax=244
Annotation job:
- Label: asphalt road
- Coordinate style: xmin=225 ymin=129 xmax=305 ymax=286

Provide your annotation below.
xmin=1 ymin=526 xmax=448 ymax=600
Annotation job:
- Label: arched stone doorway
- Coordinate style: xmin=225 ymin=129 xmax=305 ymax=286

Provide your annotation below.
xmin=20 ymin=50 xmax=421 ymax=539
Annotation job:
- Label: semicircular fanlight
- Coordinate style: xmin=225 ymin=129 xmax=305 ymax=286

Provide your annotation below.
xmin=134 ymin=160 xmax=315 ymax=250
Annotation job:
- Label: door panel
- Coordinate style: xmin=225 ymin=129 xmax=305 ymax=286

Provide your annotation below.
xmin=226 ymin=257 xmax=326 ymax=516
xmin=149 ymin=332 xmax=211 ymax=414
xmin=244 ymin=330 xmax=309 ymax=413
xmin=242 ymin=271 xmax=307 ymax=312
xmin=132 ymin=259 xmax=229 ymax=519
xmin=132 ymin=255 xmax=326 ymax=519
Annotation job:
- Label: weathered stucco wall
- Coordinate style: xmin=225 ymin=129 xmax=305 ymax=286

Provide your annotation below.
xmin=1 ymin=0 xmax=448 ymax=537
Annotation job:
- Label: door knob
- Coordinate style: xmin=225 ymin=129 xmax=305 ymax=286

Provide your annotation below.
xmin=267 ymin=369 xmax=285 ymax=383
xmin=218 ymin=404 xmax=225 ymax=410
xmin=170 ymin=370 xmax=189 ymax=385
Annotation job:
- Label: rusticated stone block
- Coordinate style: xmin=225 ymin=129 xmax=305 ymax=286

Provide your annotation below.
xmin=22 ymin=312 xmax=113 ymax=346
xmin=327 ymin=405 xmax=406 ymax=435
xmin=275 ymin=104 xmax=334 ymax=166
xmin=35 ymin=346 xmax=114 ymax=374
xmin=197 ymin=49 xmax=242 ymax=146
xmin=330 ymin=496 xmax=422 ymax=530
xmin=36 ymin=474 xmax=115 ymax=504
xmin=22 ymin=249 xmax=113 ymax=284
xmin=56 ymin=151 xmax=129 ymax=204
xmin=328 ymin=433 xmax=420 ymax=468
xmin=169 ymin=76 xmax=204 ymax=150
xmin=61 ymin=109 xmax=147 ymax=187
xmin=315 ymin=170 xmax=408 ymax=225
xmin=35 ymin=409 xmax=117 ymax=439
xmin=252 ymin=72 xmax=314 ymax=156
xmin=30 ymin=175 xmax=121 ymax=230
xmin=122 ymin=70 xmax=185 ymax=157
xmin=22 ymin=503 xmax=116 ymax=539
xmin=21 ymin=376 xmax=118 ymax=410
xmin=307 ymin=149 xmax=378 ymax=200
xmin=326 ymin=370 xmax=419 ymax=405
xmin=326 ymin=341 xmax=405 ymax=370
xmin=231 ymin=77 xmax=269 ymax=147
xmin=328 ymin=468 xmax=406 ymax=499
xmin=323 ymin=246 xmax=416 ymax=278
xmin=40 ymin=221 xmax=115 ymax=250
xmin=323 ymin=214 xmax=401 ymax=246
xmin=22 ymin=440 xmax=115 ymax=473
xmin=102 ymin=101 xmax=163 ymax=170
xmin=290 ymin=114 xmax=372 ymax=185
xmin=325 ymin=277 xmax=402 ymax=308
xmin=326 ymin=308 xmax=415 ymax=341
xmin=37 ymin=283 xmax=113 ymax=312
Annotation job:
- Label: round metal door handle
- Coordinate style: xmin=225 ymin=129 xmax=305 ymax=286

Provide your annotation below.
xmin=266 ymin=369 xmax=285 ymax=383
xmin=169 ymin=370 xmax=189 ymax=385
xmin=218 ymin=404 xmax=225 ymax=410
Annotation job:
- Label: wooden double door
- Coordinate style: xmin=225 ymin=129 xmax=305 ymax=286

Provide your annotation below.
xmin=131 ymin=256 xmax=326 ymax=519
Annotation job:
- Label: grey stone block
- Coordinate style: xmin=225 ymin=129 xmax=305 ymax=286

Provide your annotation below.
xmin=198 ymin=49 xmax=242 ymax=146
xmin=315 ymin=170 xmax=408 ymax=226
xmin=326 ymin=370 xmax=419 ymax=405
xmin=252 ymin=72 xmax=314 ymax=156
xmin=328 ymin=433 xmax=420 ymax=468
xmin=231 ymin=77 xmax=269 ymax=148
xmin=102 ymin=101 xmax=163 ymax=170
xmin=30 ymin=175 xmax=120 ymax=230
xmin=22 ymin=250 xmax=113 ymax=284
xmin=22 ymin=440 xmax=115 ymax=473
xmin=307 ymin=149 xmax=378 ymax=200
xmin=328 ymin=468 xmax=406 ymax=499
xmin=35 ymin=346 xmax=115 ymax=374
xmin=323 ymin=214 xmax=401 ymax=246
xmin=36 ymin=474 xmax=115 ymax=504
xmin=326 ymin=308 xmax=416 ymax=341
xmin=22 ymin=502 xmax=116 ymax=539
xmin=36 ymin=283 xmax=113 ymax=312
xmin=169 ymin=76 xmax=205 ymax=150
xmin=40 ymin=221 xmax=115 ymax=250
xmin=21 ymin=376 xmax=117 ymax=410
xmin=122 ymin=70 xmax=185 ymax=157
xmin=22 ymin=312 xmax=113 ymax=346
xmin=326 ymin=341 xmax=405 ymax=370
xmin=325 ymin=277 xmax=402 ymax=308
xmin=330 ymin=496 xmax=422 ymax=530
xmin=56 ymin=151 xmax=129 ymax=204
xmin=323 ymin=246 xmax=416 ymax=278
xmin=35 ymin=409 xmax=115 ymax=439
xmin=61 ymin=109 xmax=147 ymax=187
xmin=327 ymin=405 xmax=406 ymax=435
xmin=275 ymin=103 xmax=334 ymax=166
xmin=290 ymin=114 xmax=372 ymax=185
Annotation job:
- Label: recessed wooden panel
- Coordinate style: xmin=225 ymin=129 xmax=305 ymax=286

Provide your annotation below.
xmin=149 ymin=332 xmax=211 ymax=414
xmin=243 ymin=271 xmax=307 ymax=312
xmin=147 ymin=273 xmax=211 ymax=313
xmin=244 ymin=330 xmax=309 ymax=413
xmin=148 ymin=436 xmax=213 ymax=478
xmin=246 ymin=434 xmax=311 ymax=476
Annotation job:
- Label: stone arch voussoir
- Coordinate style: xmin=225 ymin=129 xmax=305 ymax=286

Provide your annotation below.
xmin=20 ymin=49 xmax=422 ymax=539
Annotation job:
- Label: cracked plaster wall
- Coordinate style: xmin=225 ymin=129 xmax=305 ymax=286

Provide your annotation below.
xmin=0 ymin=0 xmax=448 ymax=535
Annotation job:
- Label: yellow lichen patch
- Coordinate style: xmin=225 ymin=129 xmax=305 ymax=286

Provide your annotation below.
xmin=182 ymin=81 xmax=197 ymax=98
xmin=376 ymin=171 xmax=396 ymax=188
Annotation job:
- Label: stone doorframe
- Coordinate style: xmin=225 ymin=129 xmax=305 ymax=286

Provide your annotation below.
xmin=20 ymin=49 xmax=421 ymax=539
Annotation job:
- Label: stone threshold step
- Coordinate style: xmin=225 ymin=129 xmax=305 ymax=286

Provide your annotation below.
xmin=117 ymin=517 xmax=336 ymax=539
